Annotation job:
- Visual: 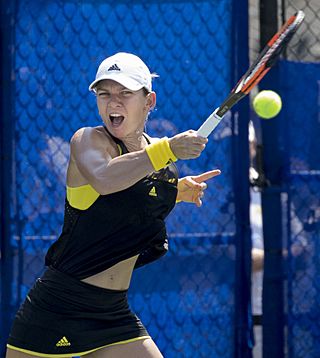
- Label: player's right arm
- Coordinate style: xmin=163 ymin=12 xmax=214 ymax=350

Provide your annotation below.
xmin=68 ymin=127 xmax=207 ymax=195
xmin=69 ymin=127 xmax=153 ymax=195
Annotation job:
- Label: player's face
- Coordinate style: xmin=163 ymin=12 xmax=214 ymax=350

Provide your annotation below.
xmin=96 ymin=80 xmax=154 ymax=139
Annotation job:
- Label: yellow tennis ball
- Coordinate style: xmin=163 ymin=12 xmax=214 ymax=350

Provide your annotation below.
xmin=253 ymin=90 xmax=282 ymax=119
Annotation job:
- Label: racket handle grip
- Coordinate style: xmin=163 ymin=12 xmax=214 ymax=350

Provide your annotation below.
xmin=196 ymin=108 xmax=223 ymax=138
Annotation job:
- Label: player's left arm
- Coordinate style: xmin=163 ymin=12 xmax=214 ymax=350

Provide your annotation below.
xmin=176 ymin=169 xmax=221 ymax=207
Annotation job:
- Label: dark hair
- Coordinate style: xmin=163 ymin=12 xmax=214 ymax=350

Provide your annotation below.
xmin=142 ymin=88 xmax=151 ymax=96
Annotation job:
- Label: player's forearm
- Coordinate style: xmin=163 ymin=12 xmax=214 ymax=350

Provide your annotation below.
xmin=90 ymin=150 xmax=154 ymax=195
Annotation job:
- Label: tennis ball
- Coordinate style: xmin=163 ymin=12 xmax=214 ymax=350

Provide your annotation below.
xmin=253 ymin=90 xmax=282 ymax=119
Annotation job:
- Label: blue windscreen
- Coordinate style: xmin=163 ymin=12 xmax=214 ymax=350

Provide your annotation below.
xmin=278 ymin=60 xmax=320 ymax=358
xmin=2 ymin=1 xmax=244 ymax=357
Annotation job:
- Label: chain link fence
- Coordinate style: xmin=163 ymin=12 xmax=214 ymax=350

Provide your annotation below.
xmin=284 ymin=0 xmax=320 ymax=62
xmin=281 ymin=1 xmax=320 ymax=357
xmin=249 ymin=0 xmax=320 ymax=357
xmin=1 ymin=0 xmax=251 ymax=357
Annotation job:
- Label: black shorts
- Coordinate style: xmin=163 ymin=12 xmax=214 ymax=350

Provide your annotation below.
xmin=7 ymin=267 xmax=149 ymax=357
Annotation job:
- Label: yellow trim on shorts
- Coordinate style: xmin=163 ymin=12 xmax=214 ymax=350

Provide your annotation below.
xmin=66 ymin=184 xmax=100 ymax=210
xmin=7 ymin=336 xmax=150 ymax=357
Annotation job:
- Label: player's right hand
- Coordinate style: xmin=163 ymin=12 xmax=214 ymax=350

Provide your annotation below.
xmin=168 ymin=130 xmax=208 ymax=160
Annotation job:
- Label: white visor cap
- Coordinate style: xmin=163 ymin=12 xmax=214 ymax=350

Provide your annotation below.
xmin=89 ymin=52 xmax=153 ymax=92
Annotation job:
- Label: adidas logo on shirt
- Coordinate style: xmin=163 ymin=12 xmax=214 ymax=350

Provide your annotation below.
xmin=107 ymin=64 xmax=121 ymax=71
xmin=149 ymin=186 xmax=157 ymax=197
xmin=56 ymin=336 xmax=71 ymax=347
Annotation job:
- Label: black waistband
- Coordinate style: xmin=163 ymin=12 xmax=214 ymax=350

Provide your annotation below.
xmin=39 ymin=267 xmax=128 ymax=313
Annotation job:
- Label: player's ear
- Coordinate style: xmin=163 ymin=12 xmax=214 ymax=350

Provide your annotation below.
xmin=146 ymin=92 xmax=156 ymax=110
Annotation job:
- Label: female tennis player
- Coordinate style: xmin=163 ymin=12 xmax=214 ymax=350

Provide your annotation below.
xmin=6 ymin=52 xmax=221 ymax=358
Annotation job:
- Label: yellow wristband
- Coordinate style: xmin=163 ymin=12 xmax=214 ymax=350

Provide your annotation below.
xmin=145 ymin=137 xmax=177 ymax=171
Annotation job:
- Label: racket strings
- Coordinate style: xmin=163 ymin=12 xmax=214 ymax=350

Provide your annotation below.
xmin=241 ymin=12 xmax=305 ymax=93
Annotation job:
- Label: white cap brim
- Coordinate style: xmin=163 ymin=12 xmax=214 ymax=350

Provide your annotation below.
xmin=89 ymin=73 xmax=147 ymax=92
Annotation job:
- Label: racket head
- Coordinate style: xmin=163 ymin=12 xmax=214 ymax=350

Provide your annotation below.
xmin=234 ymin=10 xmax=305 ymax=95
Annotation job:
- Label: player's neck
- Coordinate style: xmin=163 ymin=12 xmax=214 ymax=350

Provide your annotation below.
xmin=122 ymin=133 xmax=148 ymax=152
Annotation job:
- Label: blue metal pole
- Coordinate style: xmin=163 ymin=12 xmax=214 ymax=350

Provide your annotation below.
xmin=259 ymin=75 xmax=285 ymax=358
xmin=259 ymin=1 xmax=285 ymax=356
xmin=0 ymin=1 xmax=16 ymax=356
xmin=232 ymin=0 xmax=253 ymax=357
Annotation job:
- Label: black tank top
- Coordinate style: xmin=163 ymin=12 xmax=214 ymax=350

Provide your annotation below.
xmin=45 ymin=130 xmax=179 ymax=279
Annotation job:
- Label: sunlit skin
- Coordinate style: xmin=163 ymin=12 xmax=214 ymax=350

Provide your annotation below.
xmin=93 ymin=79 xmax=221 ymax=206
xmin=96 ymin=80 xmax=156 ymax=151
xmin=5 ymin=61 xmax=222 ymax=358
xmin=177 ymin=170 xmax=221 ymax=207
xmin=64 ymin=81 xmax=221 ymax=298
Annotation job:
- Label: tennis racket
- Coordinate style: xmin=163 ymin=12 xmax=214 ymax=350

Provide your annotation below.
xmin=197 ymin=10 xmax=305 ymax=137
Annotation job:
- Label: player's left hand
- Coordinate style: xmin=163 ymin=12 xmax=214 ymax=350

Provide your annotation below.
xmin=176 ymin=169 xmax=221 ymax=207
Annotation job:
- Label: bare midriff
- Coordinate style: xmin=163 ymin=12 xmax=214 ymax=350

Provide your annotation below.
xmin=81 ymin=255 xmax=139 ymax=290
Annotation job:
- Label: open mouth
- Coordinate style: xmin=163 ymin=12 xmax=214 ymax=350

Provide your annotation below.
xmin=109 ymin=113 xmax=125 ymax=127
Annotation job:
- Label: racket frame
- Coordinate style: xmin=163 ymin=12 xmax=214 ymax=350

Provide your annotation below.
xmin=197 ymin=10 xmax=305 ymax=138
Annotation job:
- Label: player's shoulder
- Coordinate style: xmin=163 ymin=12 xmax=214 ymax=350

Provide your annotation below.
xmin=70 ymin=126 xmax=113 ymax=153
xmin=71 ymin=125 xmax=107 ymax=142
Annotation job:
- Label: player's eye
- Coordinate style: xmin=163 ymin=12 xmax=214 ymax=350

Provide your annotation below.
xmin=121 ymin=90 xmax=133 ymax=97
xmin=98 ymin=91 xmax=109 ymax=97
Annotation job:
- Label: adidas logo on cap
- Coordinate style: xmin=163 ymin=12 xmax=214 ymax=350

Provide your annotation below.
xmin=107 ymin=64 xmax=121 ymax=71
